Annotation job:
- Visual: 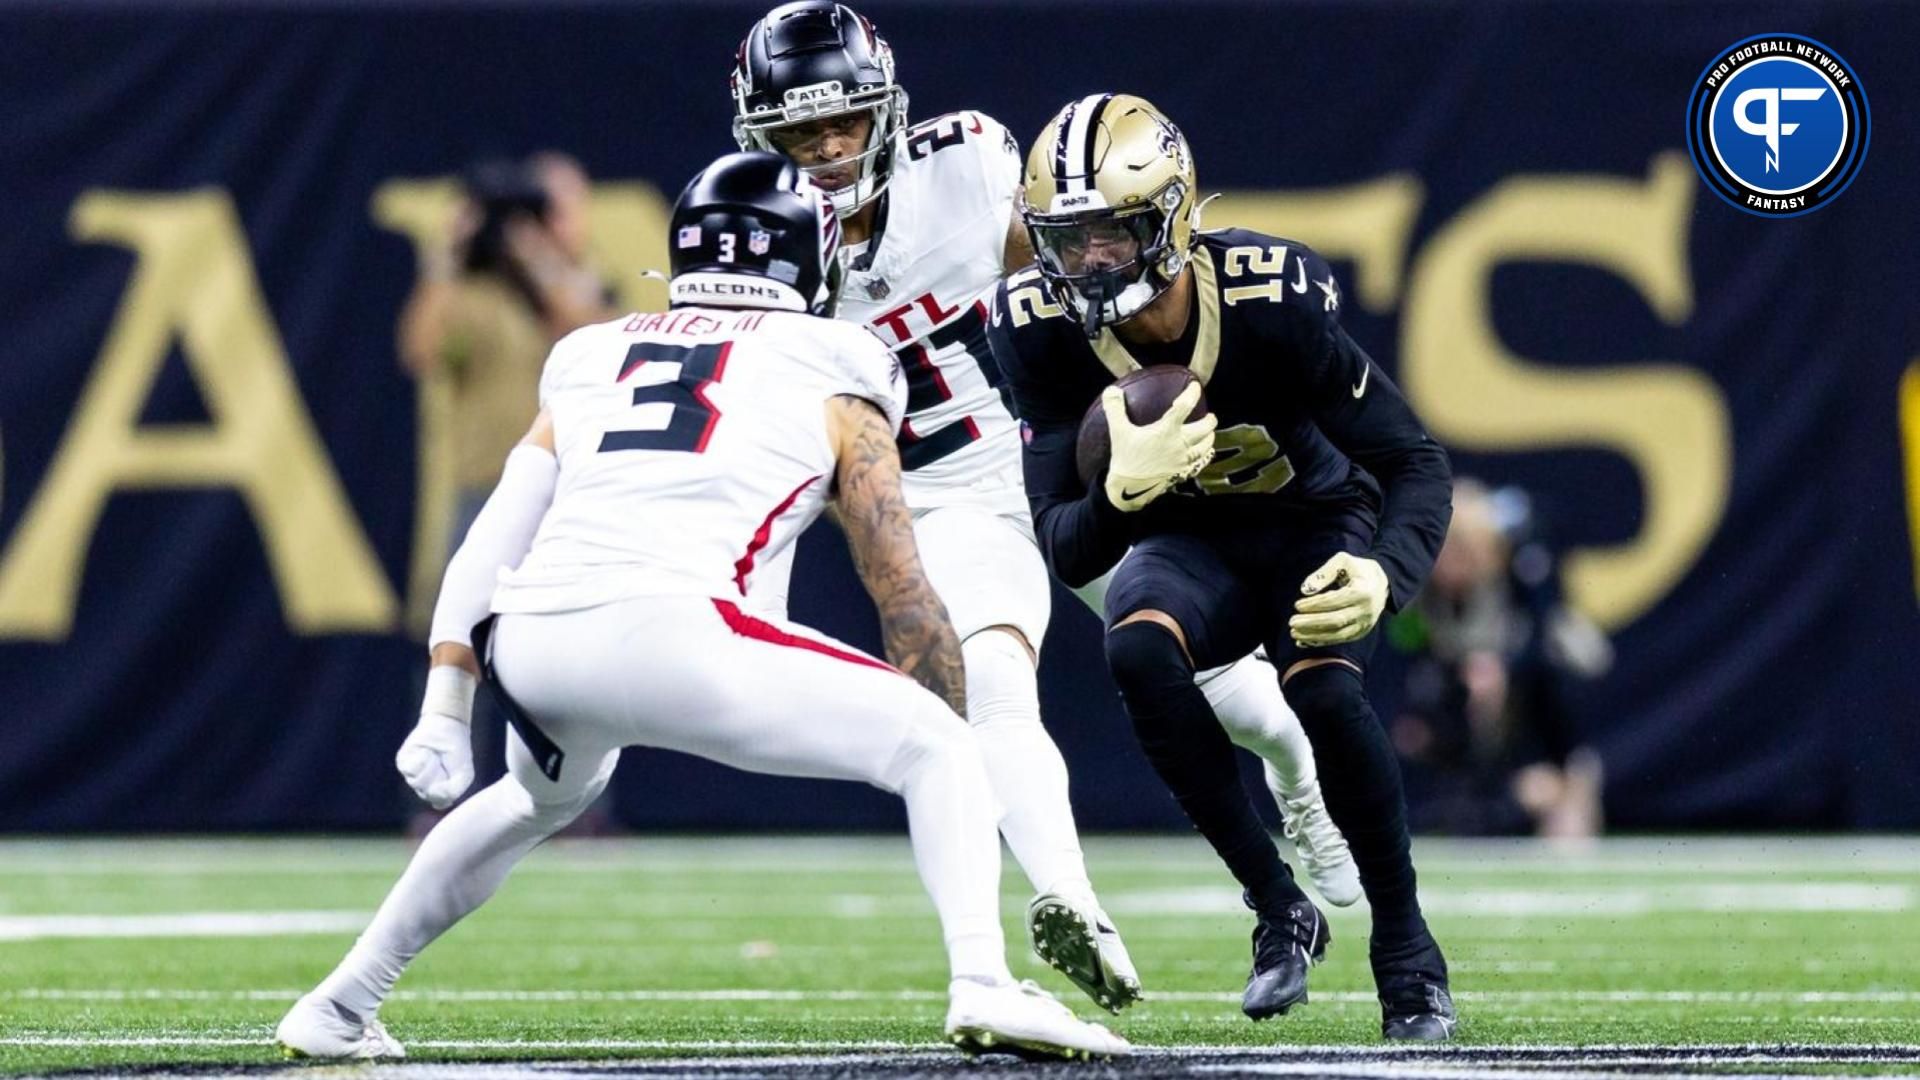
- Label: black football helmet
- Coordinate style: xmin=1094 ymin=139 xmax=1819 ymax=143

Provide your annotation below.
xmin=731 ymin=1 xmax=907 ymax=216
xmin=668 ymin=151 xmax=843 ymax=317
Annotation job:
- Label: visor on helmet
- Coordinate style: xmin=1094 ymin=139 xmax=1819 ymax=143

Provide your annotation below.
xmin=1025 ymin=198 xmax=1180 ymax=336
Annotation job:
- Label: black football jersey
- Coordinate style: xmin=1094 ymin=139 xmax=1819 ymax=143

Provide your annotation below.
xmin=987 ymin=228 xmax=1451 ymax=608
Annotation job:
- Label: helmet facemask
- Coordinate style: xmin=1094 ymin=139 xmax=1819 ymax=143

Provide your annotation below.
xmin=1026 ymin=179 xmax=1190 ymax=337
xmin=732 ymin=73 xmax=907 ymax=218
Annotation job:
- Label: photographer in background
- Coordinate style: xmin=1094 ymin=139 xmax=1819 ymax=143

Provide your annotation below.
xmin=397 ymin=152 xmax=616 ymax=814
xmin=399 ymin=152 xmax=615 ymax=538
xmin=1387 ymin=478 xmax=1610 ymax=838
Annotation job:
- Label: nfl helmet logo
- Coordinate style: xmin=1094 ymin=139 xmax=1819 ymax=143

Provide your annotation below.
xmin=865 ymin=278 xmax=891 ymax=300
xmin=748 ymin=229 xmax=772 ymax=256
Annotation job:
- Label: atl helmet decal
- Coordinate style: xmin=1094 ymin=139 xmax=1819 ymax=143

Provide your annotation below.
xmin=1686 ymin=33 xmax=1869 ymax=218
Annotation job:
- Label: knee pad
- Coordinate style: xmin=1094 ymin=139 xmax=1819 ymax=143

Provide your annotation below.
xmin=1105 ymin=620 xmax=1195 ymax=701
xmin=1281 ymin=663 xmax=1371 ymax=733
xmin=521 ymin=752 xmax=616 ymax=831
xmin=961 ymin=630 xmax=1039 ymax=729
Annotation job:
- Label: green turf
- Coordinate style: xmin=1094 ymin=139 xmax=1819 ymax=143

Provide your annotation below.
xmin=1 ymin=836 xmax=1917 ymax=1073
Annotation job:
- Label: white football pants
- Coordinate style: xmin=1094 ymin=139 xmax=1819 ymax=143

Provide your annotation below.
xmin=750 ymin=507 xmax=1094 ymax=902
xmin=311 ymin=595 xmax=1011 ymax=1019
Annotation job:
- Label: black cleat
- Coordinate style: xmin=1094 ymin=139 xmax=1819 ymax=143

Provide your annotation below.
xmin=1241 ymin=893 xmax=1330 ymax=1020
xmin=1374 ymin=935 xmax=1457 ymax=1041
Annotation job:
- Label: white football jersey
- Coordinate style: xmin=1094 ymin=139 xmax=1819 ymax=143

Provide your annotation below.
xmin=839 ymin=109 xmax=1025 ymax=511
xmin=492 ymin=307 xmax=906 ymax=613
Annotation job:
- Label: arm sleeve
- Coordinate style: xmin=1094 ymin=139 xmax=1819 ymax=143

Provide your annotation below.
xmin=427 ymin=444 xmax=558 ymax=648
xmin=987 ymin=291 xmax=1133 ymax=587
xmin=1293 ymin=254 xmax=1453 ymax=610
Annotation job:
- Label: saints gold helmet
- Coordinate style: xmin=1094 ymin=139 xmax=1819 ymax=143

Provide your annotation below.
xmin=1020 ymin=93 xmax=1198 ymax=336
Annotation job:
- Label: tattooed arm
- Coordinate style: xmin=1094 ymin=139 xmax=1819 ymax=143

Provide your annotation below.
xmin=826 ymin=394 xmax=967 ymax=716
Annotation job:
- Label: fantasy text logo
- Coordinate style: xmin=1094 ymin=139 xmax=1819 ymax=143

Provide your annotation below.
xmin=1686 ymin=34 xmax=1869 ymax=218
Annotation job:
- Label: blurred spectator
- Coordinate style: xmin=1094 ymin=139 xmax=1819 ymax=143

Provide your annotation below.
xmin=1387 ymin=478 xmax=1611 ymax=838
xmin=399 ymin=151 xmax=616 ymax=537
xmin=396 ymin=152 xmax=616 ymax=815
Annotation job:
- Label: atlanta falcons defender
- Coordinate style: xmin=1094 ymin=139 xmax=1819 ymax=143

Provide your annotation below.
xmin=728 ymin=0 xmax=1360 ymax=1011
xmin=276 ymin=152 xmax=1128 ymax=1062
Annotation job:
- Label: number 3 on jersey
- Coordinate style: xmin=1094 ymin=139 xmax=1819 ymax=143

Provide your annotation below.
xmin=598 ymin=341 xmax=730 ymax=454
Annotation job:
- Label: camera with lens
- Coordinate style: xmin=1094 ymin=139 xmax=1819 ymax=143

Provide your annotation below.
xmin=461 ymin=158 xmax=551 ymax=275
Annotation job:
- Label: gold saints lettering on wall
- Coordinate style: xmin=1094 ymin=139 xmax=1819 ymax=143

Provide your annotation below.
xmin=1216 ymin=157 xmax=1732 ymax=630
xmin=0 ymin=160 xmax=1779 ymax=640
xmin=0 ymin=190 xmax=398 ymax=640
xmin=1901 ymin=361 xmax=1920 ymax=605
xmin=1399 ymin=153 xmax=1729 ymax=631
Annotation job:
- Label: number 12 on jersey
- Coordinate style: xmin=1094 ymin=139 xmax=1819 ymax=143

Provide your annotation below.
xmin=598 ymin=341 xmax=731 ymax=454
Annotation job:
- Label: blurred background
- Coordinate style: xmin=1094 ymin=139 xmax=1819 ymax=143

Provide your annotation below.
xmin=1 ymin=0 xmax=1915 ymax=839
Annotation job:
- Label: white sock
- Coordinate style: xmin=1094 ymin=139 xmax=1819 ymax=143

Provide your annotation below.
xmin=962 ymin=630 xmax=1093 ymax=902
xmin=313 ymin=776 xmax=585 ymax=1018
xmin=881 ymin=701 xmax=1015 ymax=986
xmin=1199 ymin=654 xmax=1318 ymax=797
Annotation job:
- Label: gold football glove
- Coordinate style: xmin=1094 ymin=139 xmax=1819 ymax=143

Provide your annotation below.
xmin=1102 ymin=383 xmax=1217 ymax=512
xmin=1290 ymin=552 xmax=1391 ymax=647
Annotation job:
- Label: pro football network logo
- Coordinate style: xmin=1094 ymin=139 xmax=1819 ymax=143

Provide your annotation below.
xmin=1686 ymin=34 xmax=1869 ymax=218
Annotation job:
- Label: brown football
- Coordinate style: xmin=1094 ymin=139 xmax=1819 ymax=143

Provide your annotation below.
xmin=1075 ymin=364 xmax=1210 ymax=486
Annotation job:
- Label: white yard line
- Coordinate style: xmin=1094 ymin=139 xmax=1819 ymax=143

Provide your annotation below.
xmin=10 ymin=987 xmax=1920 ymax=1005
xmin=3 ymin=836 xmax=1917 ymax=877
xmin=1104 ymin=884 xmax=1914 ymax=917
xmin=0 ymin=1037 xmax=939 ymax=1051
xmin=5 ymin=1038 xmax=1920 ymax=1061
xmin=0 ymin=912 xmax=369 ymax=941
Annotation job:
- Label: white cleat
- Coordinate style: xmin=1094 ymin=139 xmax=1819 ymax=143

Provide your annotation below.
xmin=275 ymin=992 xmax=406 ymax=1060
xmin=1269 ymin=765 xmax=1363 ymax=907
xmin=945 ymin=978 xmax=1132 ymax=1061
xmin=1026 ymin=891 xmax=1144 ymax=1013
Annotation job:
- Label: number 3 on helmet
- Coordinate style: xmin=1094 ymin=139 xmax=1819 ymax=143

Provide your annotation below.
xmin=668 ymin=151 xmax=844 ymax=318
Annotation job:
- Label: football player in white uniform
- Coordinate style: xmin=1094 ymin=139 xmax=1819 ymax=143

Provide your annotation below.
xmin=276 ymin=152 xmax=1128 ymax=1063
xmin=727 ymin=0 xmax=1360 ymax=1011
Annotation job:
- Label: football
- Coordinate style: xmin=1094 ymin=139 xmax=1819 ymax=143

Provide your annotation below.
xmin=1075 ymin=364 xmax=1210 ymax=486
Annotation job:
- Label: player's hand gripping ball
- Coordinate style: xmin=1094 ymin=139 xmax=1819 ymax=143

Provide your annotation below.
xmin=1076 ymin=365 xmax=1216 ymax=511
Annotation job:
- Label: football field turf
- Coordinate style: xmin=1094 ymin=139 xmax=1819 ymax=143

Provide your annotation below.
xmin=2 ymin=836 xmax=1917 ymax=1077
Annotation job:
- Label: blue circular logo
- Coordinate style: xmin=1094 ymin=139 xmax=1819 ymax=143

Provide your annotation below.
xmin=1687 ymin=34 xmax=1869 ymax=217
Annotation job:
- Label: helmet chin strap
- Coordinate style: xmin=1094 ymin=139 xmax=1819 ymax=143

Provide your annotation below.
xmin=1075 ymin=274 xmax=1160 ymax=338
xmin=1079 ymin=277 xmax=1113 ymax=337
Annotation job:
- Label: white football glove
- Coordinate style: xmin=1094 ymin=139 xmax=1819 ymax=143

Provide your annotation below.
xmin=1102 ymin=382 xmax=1217 ymax=512
xmin=1290 ymin=552 xmax=1391 ymax=647
xmin=396 ymin=666 xmax=477 ymax=810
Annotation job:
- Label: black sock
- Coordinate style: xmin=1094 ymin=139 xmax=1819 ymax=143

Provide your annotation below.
xmin=1106 ymin=622 xmax=1304 ymax=909
xmin=1283 ymin=663 xmax=1428 ymax=946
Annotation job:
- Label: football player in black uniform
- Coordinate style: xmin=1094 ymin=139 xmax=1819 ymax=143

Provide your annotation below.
xmin=986 ymin=94 xmax=1457 ymax=1041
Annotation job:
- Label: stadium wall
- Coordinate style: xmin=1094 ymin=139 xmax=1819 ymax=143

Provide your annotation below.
xmin=1 ymin=0 xmax=1915 ymax=831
